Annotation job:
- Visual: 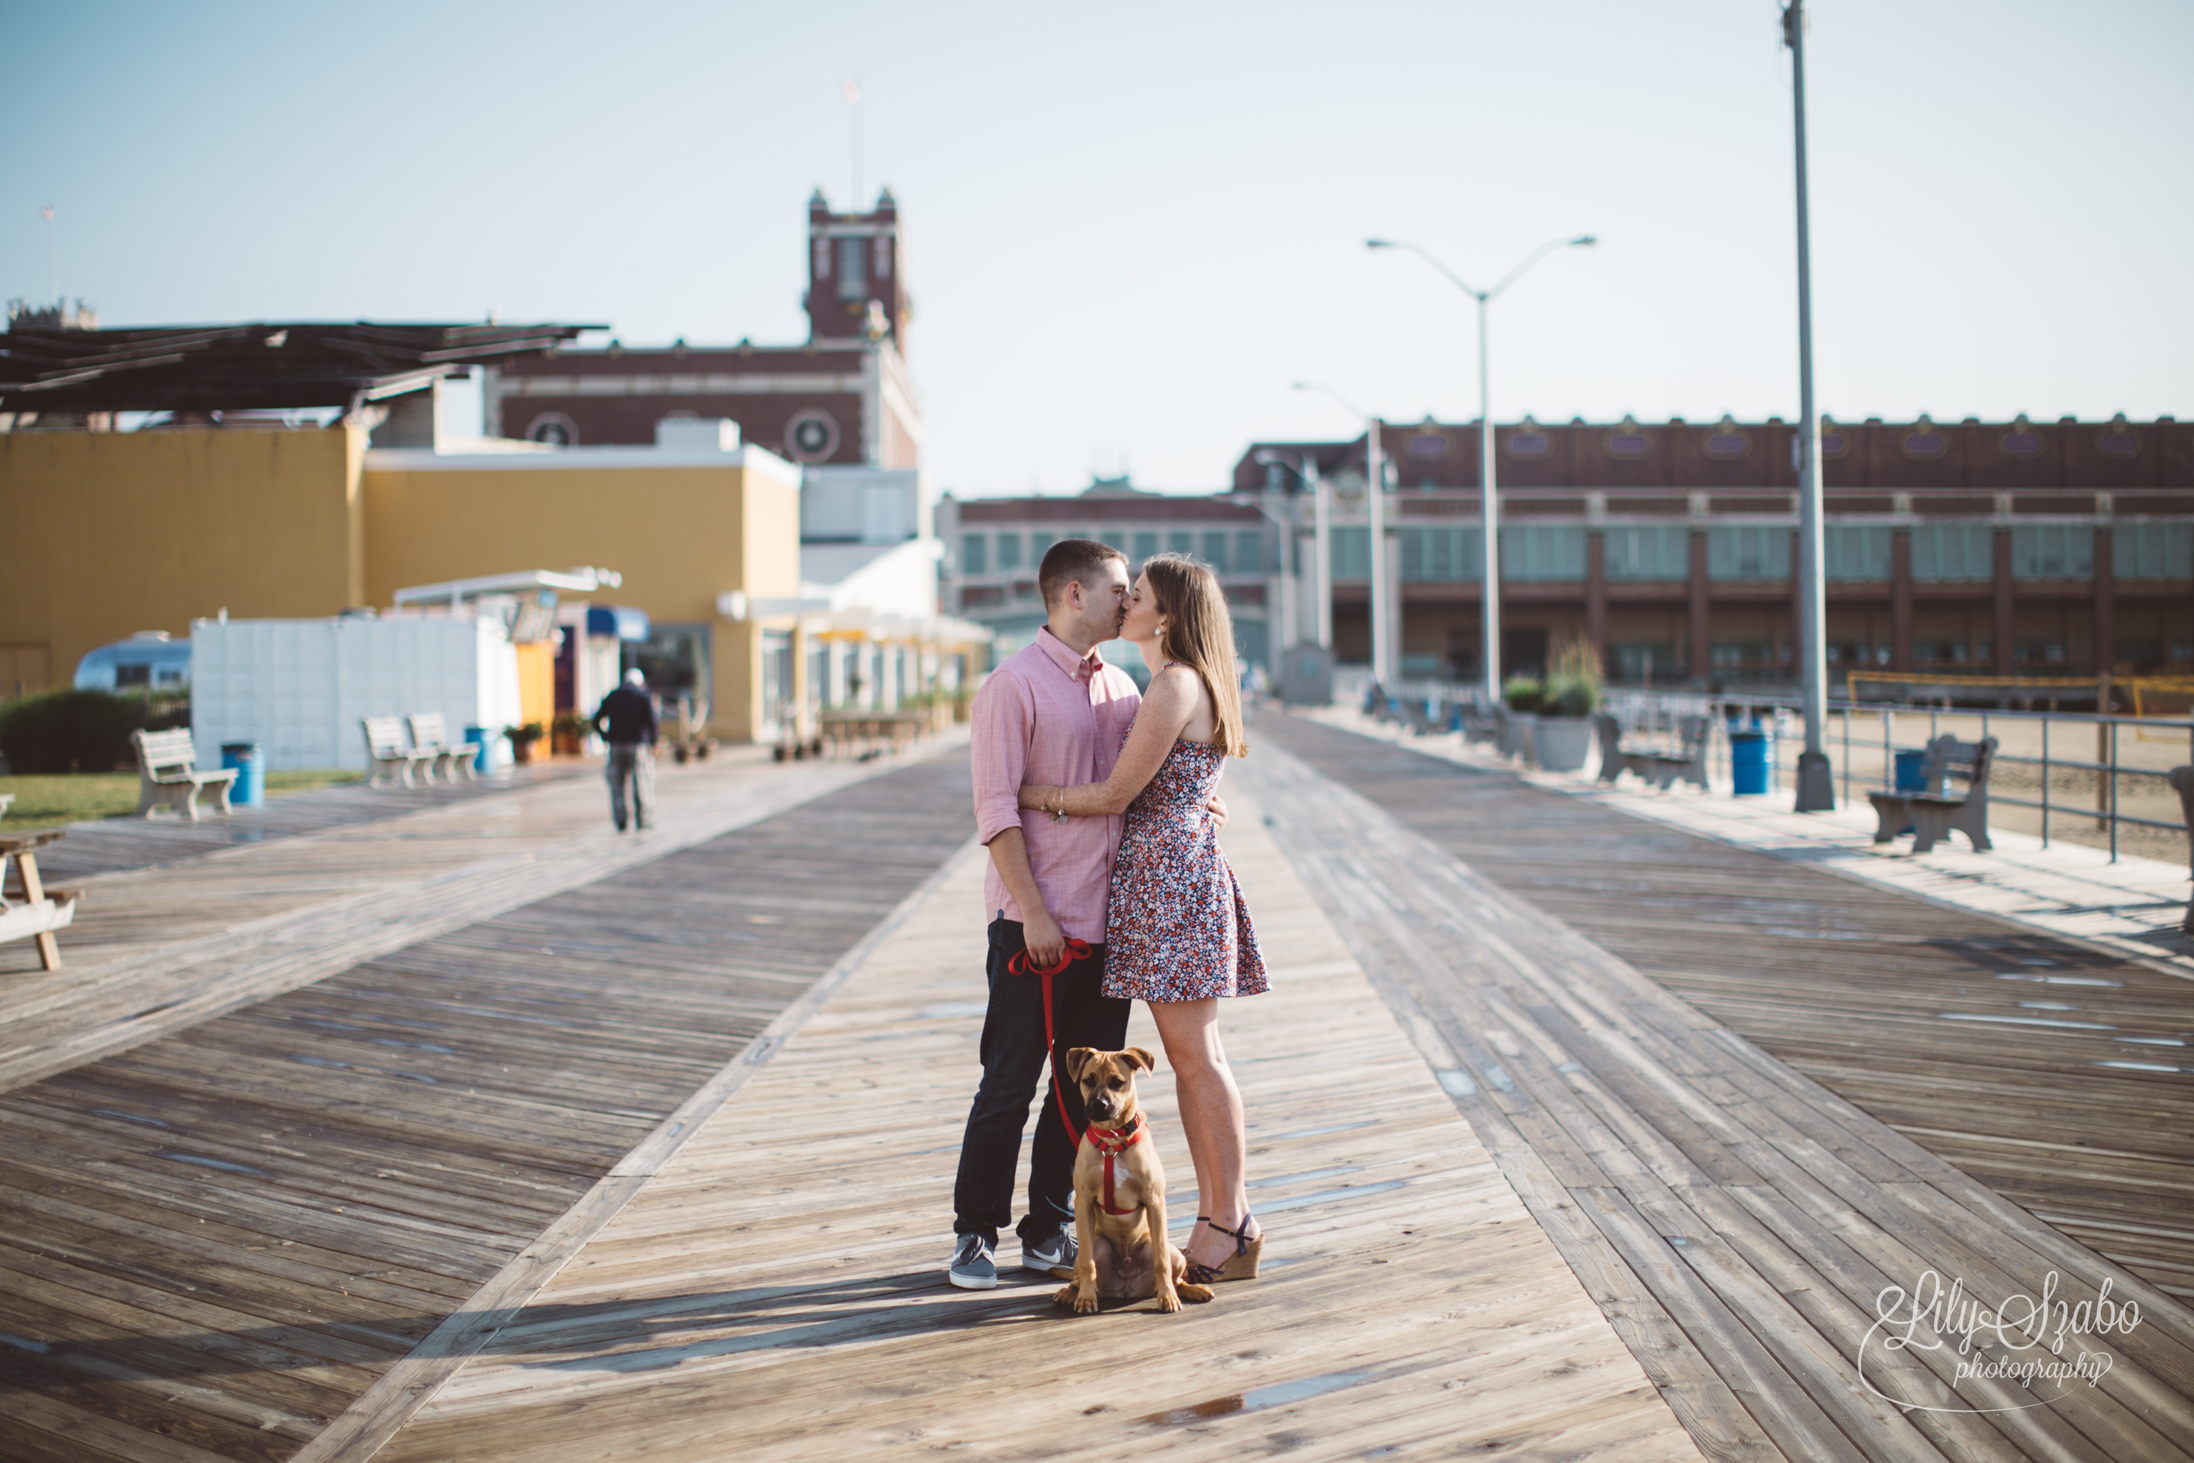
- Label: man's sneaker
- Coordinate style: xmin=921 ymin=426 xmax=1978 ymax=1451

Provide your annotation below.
xmin=947 ymin=1234 xmax=997 ymax=1290
xmin=1021 ymin=1227 xmax=1077 ymax=1278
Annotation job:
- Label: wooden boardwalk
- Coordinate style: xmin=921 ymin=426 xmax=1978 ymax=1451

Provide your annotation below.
xmin=368 ymin=780 xmax=1700 ymax=1463
xmin=1245 ymin=712 xmax=2194 ymax=1462
xmin=1257 ymin=713 xmax=2194 ymax=1310
xmin=0 ymin=747 xmax=905 ymax=1090
xmin=0 ymin=750 xmax=975 ymax=1463
xmin=31 ymin=762 xmax=591 ymax=884
xmin=6 ymin=705 xmax=2194 ymax=1460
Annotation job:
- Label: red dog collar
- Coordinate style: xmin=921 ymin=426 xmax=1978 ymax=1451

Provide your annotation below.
xmin=1086 ymin=1111 xmax=1146 ymax=1216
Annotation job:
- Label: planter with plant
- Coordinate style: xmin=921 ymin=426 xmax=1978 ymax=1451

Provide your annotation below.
xmin=504 ymin=721 xmax=546 ymax=764
xmin=1534 ymin=640 xmax=1604 ymax=773
xmin=549 ymin=712 xmax=589 ymax=757
xmin=1499 ymin=676 xmax=1542 ymax=760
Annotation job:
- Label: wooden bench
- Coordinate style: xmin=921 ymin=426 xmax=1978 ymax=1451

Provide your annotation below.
xmin=1867 ymin=734 xmax=1997 ymax=853
xmin=362 ymin=716 xmax=439 ymax=788
xmin=1616 ymin=714 xmax=1711 ymax=791
xmin=1 ymin=830 xmax=80 ymax=971
xmin=1592 ymin=713 xmax=1657 ymax=785
xmin=132 ymin=728 xmax=238 ymax=821
xmin=406 ymin=712 xmax=482 ymax=784
xmin=2167 ymin=766 xmax=2193 ymax=934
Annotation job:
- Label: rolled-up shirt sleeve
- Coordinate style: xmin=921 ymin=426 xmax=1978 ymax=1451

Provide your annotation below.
xmin=970 ymin=672 xmax=1032 ymax=846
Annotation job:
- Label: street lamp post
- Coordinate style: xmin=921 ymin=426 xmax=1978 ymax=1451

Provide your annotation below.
xmin=1367 ymin=234 xmax=1596 ymax=707
xmin=1249 ymin=448 xmax=1330 ymax=652
xmin=1784 ymin=0 xmax=1834 ymax=811
xmin=1295 ymin=384 xmax=1390 ymax=683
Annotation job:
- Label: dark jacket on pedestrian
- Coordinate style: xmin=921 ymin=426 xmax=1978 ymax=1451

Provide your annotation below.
xmin=592 ymin=685 xmax=658 ymax=745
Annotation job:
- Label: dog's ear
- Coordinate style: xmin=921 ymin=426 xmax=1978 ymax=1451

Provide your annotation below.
xmin=1122 ymin=1047 xmax=1159 ymax=1073
xmin=1062 ymin=1047 xmax=1096 ymax=1081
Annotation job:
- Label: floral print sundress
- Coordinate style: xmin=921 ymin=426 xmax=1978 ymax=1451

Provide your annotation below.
xmin=1101 ymin=723 xmax=1268 ymax=1003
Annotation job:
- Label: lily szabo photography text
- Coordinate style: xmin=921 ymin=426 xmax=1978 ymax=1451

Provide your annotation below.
xmin=1861 ymin=1268 xmax=2145 ymax=1412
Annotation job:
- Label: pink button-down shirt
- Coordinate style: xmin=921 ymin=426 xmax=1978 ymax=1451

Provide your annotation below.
xmin=971 ymin=628 xmax=1142 ymax=942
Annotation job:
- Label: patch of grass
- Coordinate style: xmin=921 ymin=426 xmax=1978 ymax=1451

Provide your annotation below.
xmin=0 ymin=769 xmax=364 ymax=832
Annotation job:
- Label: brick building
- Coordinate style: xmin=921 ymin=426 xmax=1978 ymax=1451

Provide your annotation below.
xmin=937 ymin=479 xmax=1273 ymax=669
xmin=485 ymin=188 xmax=921 ymax=469
xmin=1233 ymin=413 xmax=2192 ymax=686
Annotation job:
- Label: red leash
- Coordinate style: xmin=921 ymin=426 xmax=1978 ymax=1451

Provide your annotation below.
xmin=1005 ymin=937 xmax=1148 ymax=1215
xmin=1007 ymin=937 xmax=1091 ymax=1145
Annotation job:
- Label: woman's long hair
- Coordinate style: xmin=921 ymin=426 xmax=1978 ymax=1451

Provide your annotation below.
xmin=1142 ymin=553 xmax=1248 ymax=758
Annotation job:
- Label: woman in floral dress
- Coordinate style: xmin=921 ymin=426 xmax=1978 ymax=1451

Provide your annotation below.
xmin=1016 ymin=554 xmax=1267 ymax=1283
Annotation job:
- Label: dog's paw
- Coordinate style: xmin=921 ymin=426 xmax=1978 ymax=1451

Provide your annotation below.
xmin=1072 ymin=1287 xmax=1101 ymax=1315
xmin=1177 ymin=1281 xmax=1214 ymax=1304
xmin=1051 ymin=1283 xmax=1078 ymax=1310
xmin=1155 ymin=1289 xmax=1182 ymax=1313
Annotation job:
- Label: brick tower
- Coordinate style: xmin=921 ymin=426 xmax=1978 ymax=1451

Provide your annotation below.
xmin=806 ymin=187 xmax=908 ymax=353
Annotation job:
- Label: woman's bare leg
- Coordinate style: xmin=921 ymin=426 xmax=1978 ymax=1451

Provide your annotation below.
xmin=1149 ymin=997 xmax=1257 ymax=1269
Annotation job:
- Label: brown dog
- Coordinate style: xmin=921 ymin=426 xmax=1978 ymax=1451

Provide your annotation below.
xmin=1053 ymin=1047 xmax=1214 ymax=1315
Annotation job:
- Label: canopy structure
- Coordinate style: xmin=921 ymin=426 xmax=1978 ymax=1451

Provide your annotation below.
xmin=0 ymin=321 xmax=602 ymax=416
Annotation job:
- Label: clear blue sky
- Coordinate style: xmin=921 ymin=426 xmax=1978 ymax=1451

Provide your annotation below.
xmin=4 ymin=0 xmax=2187 ymax=497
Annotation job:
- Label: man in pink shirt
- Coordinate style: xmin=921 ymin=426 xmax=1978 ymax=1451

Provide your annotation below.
xmin=947 ymin=539 xmax=1143 ymax=1290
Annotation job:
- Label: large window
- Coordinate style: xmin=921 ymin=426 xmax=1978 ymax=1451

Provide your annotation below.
xmin=1911 ymin=523 xmax=1994 ymax=582
xmin=960 ymin=533 xmax=988 ymax=575
xmin=1400 ymin=526 xmax=1484 ymax=582
xmin=1027 ymin=532 xmax=1056 ymax=567
xmin=1825 ymin=525 xmax=1892 ymax=581
xmin=2114 ymin=522 xmax=2193 ymax=579
xmin=1708 ymin=525 xmax=1790 ymax=582
xmin=1330 ymin=526 xmax=1371 ymax=581
xmin=1132 ymin=531 xmax=1159 ymax=562
xmin=1167 ymin=530 xmax=1194 ymax=556
xmin=994 ymin=532 xmax=1024 ymax=572
xmin=1235 ymin=530 xmax=1268 ymax=574
xmin=834 ymin=236 xmax=869 ymax=301
xmin=1501 ymin=525 xmax=1586 ymax=582
xmin=2012 ymin=524 xmax=2093 ymax=580
xmin=1200 ymin=531 xmax=1230 ymax=571
xmin=1603 ymin=525 xmax=1690 ymax=582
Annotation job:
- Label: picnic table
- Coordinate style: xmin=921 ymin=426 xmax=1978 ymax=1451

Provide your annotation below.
xmin=1 ymin=830 xmax=78 ymax=971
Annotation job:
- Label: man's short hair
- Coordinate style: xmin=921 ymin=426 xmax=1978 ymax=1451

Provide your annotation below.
xmin=1038 ymin=538 xmax=1129 ymax=609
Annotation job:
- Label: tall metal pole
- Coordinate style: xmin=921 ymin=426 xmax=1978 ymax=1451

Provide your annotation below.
xmin=1786 ymin=0 xmax=1834 ymax=810
xmin=1366 ymin=417 xmax=1390 ymax=684
xmin=1311 ymin=457 xmax=1333 ymax=650
xmin=1478 ymin=293 xmax=1499 ymax=706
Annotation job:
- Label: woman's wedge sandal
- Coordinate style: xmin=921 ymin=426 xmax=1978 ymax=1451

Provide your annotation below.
xmin=1183 ymin=1215 xmax=1263 ymax=1285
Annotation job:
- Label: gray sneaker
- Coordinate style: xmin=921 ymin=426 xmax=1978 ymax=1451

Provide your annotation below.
xmin=1021 ymin=1227 xmax=1077 ymax=1278
xmin=947 ymin=1234 xmax=997 ymax=1290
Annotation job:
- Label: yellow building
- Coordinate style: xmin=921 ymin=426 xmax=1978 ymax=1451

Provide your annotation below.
xmin=0 ymin=421 xmax=805 ymax=743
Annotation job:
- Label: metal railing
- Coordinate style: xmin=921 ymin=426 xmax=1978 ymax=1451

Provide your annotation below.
xmin=1646 ymin=692 xmax=2194 ymax=864
xmin=1365 ymin=682 xmax=2193 ymax=865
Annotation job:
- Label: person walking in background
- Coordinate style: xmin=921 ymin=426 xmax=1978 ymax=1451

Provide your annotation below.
xmin=591 ymin=667 xmax=658 ymax=832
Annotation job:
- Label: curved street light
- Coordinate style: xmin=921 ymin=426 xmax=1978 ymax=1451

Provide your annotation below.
xmin=1367 ymin=234 xmax=1596 ymax=705
xmin=1293 ymin=381 xmax=1391 ymax=684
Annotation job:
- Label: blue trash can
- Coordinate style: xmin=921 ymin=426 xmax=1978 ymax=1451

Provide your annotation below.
xmin=220 ymin=742 xmax=264 ymax=808
xmin=465 ymin=726 xmax=492 ymax=774
xmin=1894 ymin=748 xmax=1928 ymax=793
xmin=1729 ymin=730 xmax=1770 ymax=796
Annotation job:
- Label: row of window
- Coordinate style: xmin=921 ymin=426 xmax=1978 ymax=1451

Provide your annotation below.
xmin=1325 ymin=522 xmax=2192 ymax=584
xmin=958 ymin=528 xmax=1273 ymax=576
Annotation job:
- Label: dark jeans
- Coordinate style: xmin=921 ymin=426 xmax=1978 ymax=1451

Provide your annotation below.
xmin=952 ymin=919 xmax=1131 ymax=1247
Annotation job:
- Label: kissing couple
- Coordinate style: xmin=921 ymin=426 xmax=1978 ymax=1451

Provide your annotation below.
xmin=948 ymin=537 xmax=1268 ymax=1291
